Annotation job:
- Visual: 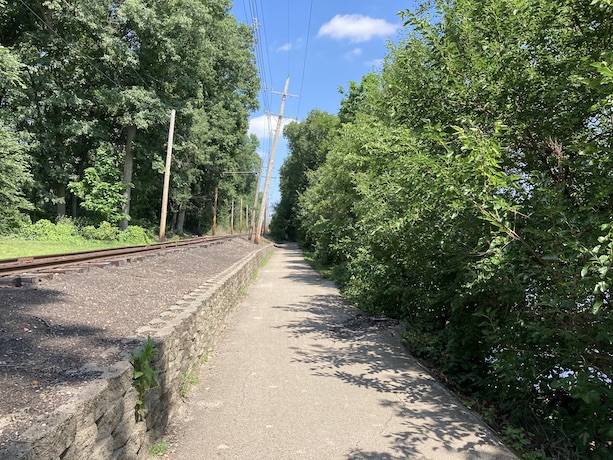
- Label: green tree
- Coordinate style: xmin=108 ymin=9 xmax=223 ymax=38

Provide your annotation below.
xmin=302 ymin=0 xmax=613 ymax=456
xmin=270 ymin=110 xmax=339 ymax=241
xmin=337 ymin=74 xmax=381 ymax=125
xmin=0 ymin=0 xmax=259 ymax=232
xmin=0 ymin=42 xmax=32 ymax=231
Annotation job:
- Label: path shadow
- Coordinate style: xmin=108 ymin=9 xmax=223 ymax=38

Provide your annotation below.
xmin=274 ymin=245 xmax=339 ymax=288
xmin=273 ymin=295 xmax=515 ymax=460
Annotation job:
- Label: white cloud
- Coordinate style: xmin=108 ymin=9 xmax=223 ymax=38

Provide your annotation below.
xmin=249 ymin=115 xmax=273 ymax=139
xmin=248 ymin=115 xmax=292 ymax=141
xmin=277 ymin=38 xmax=303 ymax=52
xmin=318 ymin=14 xmax=399 ymax=43
xmin=365 ymin=58 xmax=384 ymax=67
xmin=344 ymin=47 xmax=363 ymax=60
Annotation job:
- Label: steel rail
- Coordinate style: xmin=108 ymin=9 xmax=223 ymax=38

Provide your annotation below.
xmin=0 ymin=234 xmax=245 ymax=277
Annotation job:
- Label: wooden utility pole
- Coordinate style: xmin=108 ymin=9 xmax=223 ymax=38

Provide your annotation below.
xmin=231 ymin=200 xmax=235 ymax=234
xmin=212 ymin=186 xmax=218 ymax=236
xmin=255 ymin=76 xmax=295 ymax=244
xmin=159 ymin=109 xmax=176 ymax=240
xmin=245 ymin=206 xmax=249 ymax=235
xmin=239 ymin=198 xmax=243 ymax=232
xmin=249 ymin=158 xmax=264 ymax=240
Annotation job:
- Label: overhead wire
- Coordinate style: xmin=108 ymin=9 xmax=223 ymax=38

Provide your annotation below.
xmin=241 ymin=0 xmax=249 ymax=23
xmin=18 ymin=0 xmax=177 ymax=113
xmin=254 ymin=0 xmax=274 ymax=110
xmin=241 ymin=0 xmax=317 ymax=205
xmin=287 ymin=0 xmax=291 ymax=78
xmin=244 ymin=0 xmax=276 ymax=191
xmin=296 ymin=0 xmax=314 ymax=120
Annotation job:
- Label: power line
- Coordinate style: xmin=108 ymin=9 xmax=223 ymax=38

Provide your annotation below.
xmin=287 ymin=0 xmax=291 ymax=78
xmin=241 ymin=0 xmax=249 ymax=22
xmin=255 ymin=0 xmax=274 ymax=112
xmin=17 ymin=0 xmax=170 ymax=100
xmin=248 ymin=0 xmax=270 ymax=108
xmin=245 ymin=0 xmax=276 ymax=160
xmin=297 ymin=0 xmax=314 ymax=119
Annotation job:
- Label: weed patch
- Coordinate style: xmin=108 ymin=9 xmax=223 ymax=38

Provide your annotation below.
xmin=130 ymin=337 xmax=160 ymax=421
xmin=148 ymin=439 xmax=169 ymax=456
xmin=180 ymin=367 xmax=200 ymax=398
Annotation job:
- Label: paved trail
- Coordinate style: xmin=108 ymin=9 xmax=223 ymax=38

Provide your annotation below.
xmin=170 ymin=244 xmax=517 ymax=459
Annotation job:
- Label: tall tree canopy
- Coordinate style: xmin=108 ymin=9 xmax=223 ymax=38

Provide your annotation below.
xmin=0 ymin=0 xmax=260 ymax=233
xmin=270 ymin=109 xmax=339 ymax=241
xmin=0 ymin=41 xmax=32 ymax=231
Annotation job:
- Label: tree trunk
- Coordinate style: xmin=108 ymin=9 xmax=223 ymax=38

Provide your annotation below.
xmin=170 ymin=210 xmax=178 ymax=234
xmin=56 ymin=184 xmax=66 ymax=217
xmin=119 ymin=125 xmax=137 ymax=231
xmin=177 ymin=207 xmax=186 ymax=235
xmin=239 ymin=198 xmax=243 ymax=232
xmin=212 ymin=187 xmax=218 ymax=236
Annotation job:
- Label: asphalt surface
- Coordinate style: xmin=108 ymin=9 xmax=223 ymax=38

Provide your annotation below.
xmin=169 ymin=244 xmax=518 ymax=460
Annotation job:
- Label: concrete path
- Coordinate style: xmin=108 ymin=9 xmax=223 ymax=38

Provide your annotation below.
xmin=169 ymin=244 xmax=517 ymax=460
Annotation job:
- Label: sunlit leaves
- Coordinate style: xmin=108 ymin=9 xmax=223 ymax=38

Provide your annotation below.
xmin=299 ymin=0 xmax=613 ymax=456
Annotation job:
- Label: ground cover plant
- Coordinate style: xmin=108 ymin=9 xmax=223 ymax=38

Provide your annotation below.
xmin=0 ymin=218 xmax=154 ymax=258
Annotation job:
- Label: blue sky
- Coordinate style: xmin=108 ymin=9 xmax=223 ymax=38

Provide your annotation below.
xmin=230 ymin=0 xmax=416 ymax=208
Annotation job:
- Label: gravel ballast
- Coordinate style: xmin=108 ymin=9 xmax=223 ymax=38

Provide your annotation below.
xmin=0 ymin=237 xmax=262 ymax=448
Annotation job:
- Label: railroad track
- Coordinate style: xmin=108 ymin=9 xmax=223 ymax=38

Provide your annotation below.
xmin=0 ymin=234 xmax=247 ymax=286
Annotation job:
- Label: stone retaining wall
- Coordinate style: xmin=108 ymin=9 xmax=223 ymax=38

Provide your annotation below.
xmin=2 ymin=244 xmax=273 ymax=460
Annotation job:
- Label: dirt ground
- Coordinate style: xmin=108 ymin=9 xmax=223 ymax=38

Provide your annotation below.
xmin=0 ymin=237 xmax=262 ymax=448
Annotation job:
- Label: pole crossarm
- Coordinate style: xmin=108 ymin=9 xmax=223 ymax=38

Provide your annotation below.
xmin=264 ymin=111 xmax=297 ymax=121
xmin=270 ymin=90 xmax=298 ymax=97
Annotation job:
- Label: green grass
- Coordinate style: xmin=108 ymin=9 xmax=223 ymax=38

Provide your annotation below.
xmin=251 ymin=251 xmax=273 ymax=280
xmin=0 ymin=239 xmax=127 ymax=259
xmin=201 ymin=348 xmax=211 ymax=364
xmin=180 ymin=370 xmax=200 ymax=398
xmin=148 ymin=439 xmax=169 ymax=456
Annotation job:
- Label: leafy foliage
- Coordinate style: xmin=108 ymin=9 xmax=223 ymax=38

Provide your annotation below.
xmin=12 ymin=218 xmax=152 ymax=245
xmin=0 ymin=44 xmax=32 ymax=232
xmin=130 ymin=336 xmax=160 ymax=421
xmin=69 ymin=144 xmax=127 ymax=224
xmin=294 ymin=0 xmax=613 ymax=457
xmin=270 ymin=110 xmax=339 ymax=241
xmin=0 ymin=0 xmax=260 ymax=233
xmin=0 ymin=120 xmax=32 ymax=232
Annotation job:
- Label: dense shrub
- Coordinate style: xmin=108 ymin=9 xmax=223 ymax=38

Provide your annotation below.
xmin=117 ymin=225 xmax=153 ymax=245
xmin=294 ymin=1 xmax=613 ymax=458
xmin=14 ymin=219 xmax=153 ymax=246
xmin=18 ymin=218 xmax=82 ymax=243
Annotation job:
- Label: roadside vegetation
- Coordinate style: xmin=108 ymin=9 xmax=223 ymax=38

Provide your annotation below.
xmin=0 ymin=218 xmax=154 ymax=258
xmin=271 ymin=1 xmax=613 ymax=458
